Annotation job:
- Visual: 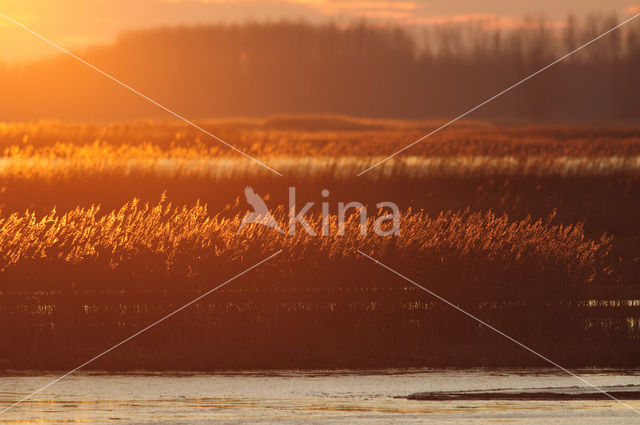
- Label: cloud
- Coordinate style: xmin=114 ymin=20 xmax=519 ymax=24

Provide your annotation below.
xmin=287 ymin=0 xmax=417 ymax=11
xmin=153 ymin=0 xmax=574 ymax=28
xmin=285 ymin=0 xmax=418 ymax=19
xmin=161 ymin=0 xmax=420 ymax=20
xmin=408 ymin=13 xmax=566 ymax=30
xmin=627 ymin=5 xmax=640 ymax=14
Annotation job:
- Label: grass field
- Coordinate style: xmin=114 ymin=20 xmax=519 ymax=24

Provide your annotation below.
xmin=1 ymin=116 xmax=639 ymax=369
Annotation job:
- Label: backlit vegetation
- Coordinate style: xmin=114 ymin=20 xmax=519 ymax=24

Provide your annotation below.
xmin=0 ymin=119 xmax=639 ymax=369
xmin=0 ymin=197 xmax=610 ymax=287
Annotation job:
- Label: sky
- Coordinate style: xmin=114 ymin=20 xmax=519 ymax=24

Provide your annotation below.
xmin=1 ymin=0 xmax=639 ymax=63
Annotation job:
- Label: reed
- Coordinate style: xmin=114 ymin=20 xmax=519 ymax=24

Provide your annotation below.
xmin=1 ymin=198 xmax=634 ymax=369
xmin=0 ymin=197 xmax=611 ymax=292
xmin=1 ymin=120 xmax=639 ymax=369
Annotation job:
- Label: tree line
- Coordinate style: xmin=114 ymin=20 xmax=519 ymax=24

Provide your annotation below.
xmin=0 ymin=14 xmax=639 ymax=122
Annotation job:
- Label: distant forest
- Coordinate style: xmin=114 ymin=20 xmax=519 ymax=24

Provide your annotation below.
xmin=1 ymin=14 xmax=639 ymax=122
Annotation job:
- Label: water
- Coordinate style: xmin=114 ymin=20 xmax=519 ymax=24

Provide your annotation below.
xmin=1 ymin=369 xmax=639 ymax=424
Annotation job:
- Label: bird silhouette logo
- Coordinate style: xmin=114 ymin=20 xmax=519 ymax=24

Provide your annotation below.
xmin=237 ymin=186 xmax=285 ymax=233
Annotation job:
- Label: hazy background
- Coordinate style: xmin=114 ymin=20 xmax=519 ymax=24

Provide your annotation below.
xmin=1 ymin=1 xmax=639 ymax=122
xmin=1 ymin=0 xmax=639 ymax=63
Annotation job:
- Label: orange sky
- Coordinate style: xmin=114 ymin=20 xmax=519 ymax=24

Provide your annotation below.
xmin=1 ymin=0 xmax=639 ymax=63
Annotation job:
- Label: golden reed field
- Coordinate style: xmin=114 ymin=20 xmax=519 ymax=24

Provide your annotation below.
xmin=1 ymin=116 xmax=639 ymax=369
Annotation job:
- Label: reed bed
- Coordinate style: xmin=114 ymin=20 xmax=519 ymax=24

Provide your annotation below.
xmin=0 ymin=197 xmax=612 ymax=294
xmin=0 ymin=121 xmax=637 ymax=232
xmin=5 ymin=143 xmax=640 ymax=181
xmin=1 ymin=119 xmax=640 ymax=368
xmin=2 ymin=120 xmax=640 ymax=157
xmin=1 ymin=198 xmax=635 ymax=369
